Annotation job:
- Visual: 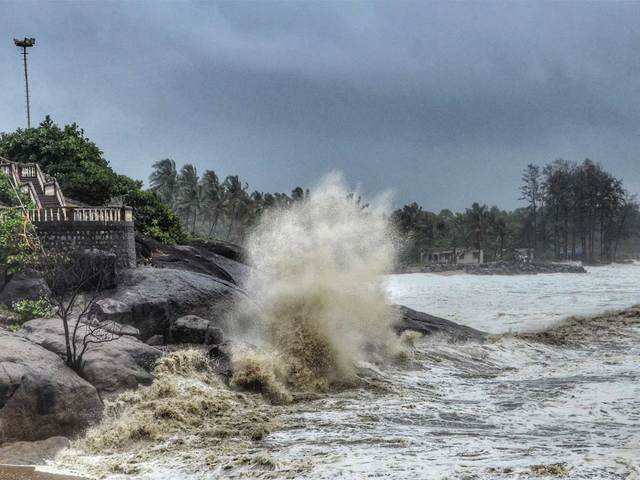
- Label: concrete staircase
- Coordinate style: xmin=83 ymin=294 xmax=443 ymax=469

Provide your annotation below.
xmin=0 ymin=157 xmax=65 ymax=209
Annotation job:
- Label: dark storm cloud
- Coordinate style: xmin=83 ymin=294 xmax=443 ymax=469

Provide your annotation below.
xmin=1 ymin=1 xmax=639 ymax=210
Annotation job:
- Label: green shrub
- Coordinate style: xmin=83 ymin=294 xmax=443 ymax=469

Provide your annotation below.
xmin=0 ymin=209 xmax=39 ymax=274
xmin=11 ymin=297 xmax=53 ymax=322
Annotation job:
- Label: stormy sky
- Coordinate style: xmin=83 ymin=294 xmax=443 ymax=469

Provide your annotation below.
xmin=1 ymin=1 xmax=639 ymax=211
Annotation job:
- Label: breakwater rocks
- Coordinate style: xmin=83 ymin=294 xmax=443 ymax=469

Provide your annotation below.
xmin=421 ymin=260 xmax=587 ymax=275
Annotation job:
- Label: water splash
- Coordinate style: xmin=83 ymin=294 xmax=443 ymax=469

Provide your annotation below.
xmin=231 ymin=173 xmax=401 ymax=396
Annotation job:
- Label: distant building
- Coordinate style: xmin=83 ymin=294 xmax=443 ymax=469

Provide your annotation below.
xmin=513 ymin=248 xmax=534 ymax=262
xmin=427 ymin=248 xmax=483 ymax=265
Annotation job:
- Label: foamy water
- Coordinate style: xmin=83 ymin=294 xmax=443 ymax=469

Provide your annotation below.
xmin=386 ymin=263 xmax=640 ymax=333
xmin=50 ymin=267 xmax=640 ymax=479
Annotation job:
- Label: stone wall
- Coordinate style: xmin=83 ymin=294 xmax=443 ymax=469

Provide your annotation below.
xmin=34 ymin=221 xmax=136 ymax=269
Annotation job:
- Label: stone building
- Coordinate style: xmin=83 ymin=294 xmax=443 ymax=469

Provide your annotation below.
xmin=0 ymin=157 xmax=136 ymax=268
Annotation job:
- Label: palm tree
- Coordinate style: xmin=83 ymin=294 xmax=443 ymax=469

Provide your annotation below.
xmin=200 ymin=169 xmax=224 ymax=237
xmin=222 ymin=175 xmax=248 ymax=240
xmin=466 ymin=203 xmax=489 ymax=251
xmin=176 ymin=164 xmax=202 ymax=234
xmin=149 ymin=158 xmax=178 ymax=207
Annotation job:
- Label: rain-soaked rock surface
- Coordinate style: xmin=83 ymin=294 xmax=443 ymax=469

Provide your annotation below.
xmin=92 ymin=266 xmax=243 ymax=340
xmin=393 ymin=304 xmax=487 ymax=341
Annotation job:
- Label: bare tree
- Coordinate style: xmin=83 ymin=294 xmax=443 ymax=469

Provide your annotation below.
xmin=37 ymin=250 xmax=124 ymax=372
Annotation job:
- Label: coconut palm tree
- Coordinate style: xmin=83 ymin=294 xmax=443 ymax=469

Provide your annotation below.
xmin=222 ymin=175 xmax=248 ymax=240
xmin=200 ymin=169 xmax=224 ymax=237
xmin=176 ymin=164 xmax=202 ymax=234
xmin=149 ymin=158 xmax=178 ymax=207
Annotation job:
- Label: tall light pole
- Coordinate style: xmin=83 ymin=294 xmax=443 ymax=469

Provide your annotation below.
xmin=14 ymin=37 xmax=36 ymax=129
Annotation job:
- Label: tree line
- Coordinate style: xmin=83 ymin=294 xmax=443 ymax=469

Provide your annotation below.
xmin=149 ymin=159 xmax=308 ymax=243
xmin=393 ymin=159 xmax=640 ymax=265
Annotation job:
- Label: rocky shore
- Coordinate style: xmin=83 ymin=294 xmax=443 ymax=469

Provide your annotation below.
xmin=420 ymin=260 xmax=587 ymax=275
xmin=0 ymin=237 xmax=482 ymax=469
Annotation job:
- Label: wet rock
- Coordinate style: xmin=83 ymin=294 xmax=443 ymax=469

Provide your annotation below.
xmin=92 ymin=267 xmax=243 ymax=340
xmin=169 ymin=315 xmax=225 ymax=345
xmin=19 ymin=318 xmax=162 ymax=397
xmin=393 ymin=305 xmax=486 ymax=342
xmin=146 ymin=334 xmax=165 ymax=346
xmin=205 ymin=326 xmax=224 ymax=345
xmin=0 ymin=436 xmax=70 ymax=465
xmin=421 ymin=261 xmax=587 ymax=275
xmin=0 ymin=330 xmax=103 ymax=442
xmin=135 ymin=236 xmax=248 ymax=286
xmin=0 ymin=271 xmax=50 ymax=307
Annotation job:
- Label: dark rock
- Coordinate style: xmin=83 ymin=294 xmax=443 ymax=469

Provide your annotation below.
xmin=0 ymin=436 xmax=70 ymax=465
xmin=205 ymin=326 xmax=224 ymax=345
xmin=0 ymin=330 xmax=103 ymax=442
xmin=421 ymin=261 xmax=587 ymax=275
xmin=170 ymin=314 xmax=221 ymax=344
xmin=93 ymin=267 xmax=243 ymax=340
xmin=19 ymin=318 xmax=162 ymax=397
xmin=135 ymin=236 xmax=248 ymax=286
xmin=0 ymin=271 xmax=50 ymax=307
xmin=146 ymin=334 xmax=165 ymax=346
xmin=78 ymin=249 xmax=117 ymax=290
xmin=393 ymin=305 xmax=486 ymax=342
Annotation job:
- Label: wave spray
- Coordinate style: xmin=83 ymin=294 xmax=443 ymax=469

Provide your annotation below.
xmin=230 ymin=173 xmax=400 ymax=398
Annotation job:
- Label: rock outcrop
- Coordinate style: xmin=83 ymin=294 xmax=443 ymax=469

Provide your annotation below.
xmin=0 ymin=331 xmax=103 ymax=442
xmin=135 ymin=236 xmax=248 ymax=286
xmin=19 ymin=318 xmax=162 ymax=397
xmin=393 ymin=305 xmax=486 ymax=341
xmin=92 ymin=267 xmax=244 ymax=340
xmin=0 ymin=271 xmax=50 ymax=307
xmin=421 ymin=261 xmax=587 ymax=275
xmin=170 ymin=315 xmax=224 ymax=345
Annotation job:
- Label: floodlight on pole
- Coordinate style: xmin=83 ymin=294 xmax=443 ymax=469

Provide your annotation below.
xmin=14 ymin=37 xmax=36 ymax=129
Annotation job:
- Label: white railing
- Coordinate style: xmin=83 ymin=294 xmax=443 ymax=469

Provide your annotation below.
xmin=0 ymin=162 xmax=20 ymax=185
xmin=23 ymin=206 xmax=134 ymax=223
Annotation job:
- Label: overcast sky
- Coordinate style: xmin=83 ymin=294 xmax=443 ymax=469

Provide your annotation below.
xmin=1 ymin=1 xmax=639 ymax=210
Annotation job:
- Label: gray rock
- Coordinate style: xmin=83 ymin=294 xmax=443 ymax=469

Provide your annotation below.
xmin=205 ymin=326 xmax=224 ymax=345
xmin=146 ymin=334 xmax=165 ymax=346
xmin=92 ymin=267 xmax=243 ymax=339
xmin=19 ymin=318 xmax=162 ymax=397
xmin=0 ymin=271 xmax=50 ymax=307
xmin=135 ymin=236 xmax=248 ymax=286
xmin=170 ymin=314 xmax=219 ymax=344
xmin=393 ymin=305 xmax=487 ymax=342
xmin=0 ymin=330 xmax=103 ymax=442
xmin=0 ymin=436 xmax=70 ymax=465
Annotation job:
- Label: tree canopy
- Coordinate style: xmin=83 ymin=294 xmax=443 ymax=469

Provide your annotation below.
xmin=0 ymin=117 xmax=185 ymax=244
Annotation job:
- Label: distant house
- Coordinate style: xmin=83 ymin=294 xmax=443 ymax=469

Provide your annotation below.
xmin=513 ymin=248 xmax=534 ymax=262
xmin=427 ymin=248 xmax=483 ymax=265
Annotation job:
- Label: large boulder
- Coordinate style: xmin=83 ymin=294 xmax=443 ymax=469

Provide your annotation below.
xmin=0 ymin=271 xmax=50 ymax=307
xmin=19 ymin=318 xmax=162 ymax=397
xmin=135 ymin=236 xmax=248 ymax=286
xmin=169 ymin=315 xmax=224 ymax=345
xmin=92 ymin=267 xmax=243 ymax=340
xmin=0 ymin=436 xmax=70 ymax=465
xmin=393 ymin=305 xmax=486 ymax=342
xmin=0 ymin=330 xmax=103 ymax=442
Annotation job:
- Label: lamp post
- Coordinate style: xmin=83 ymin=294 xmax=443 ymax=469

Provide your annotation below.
xmin=14 ymin=37 xmax=36 ymax=129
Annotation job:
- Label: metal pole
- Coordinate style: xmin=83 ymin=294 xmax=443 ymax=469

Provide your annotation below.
xmin=21 ymin=45 xmax=31 ymax=129
xmin=14 ymin=37 xmax=35 ymax=129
